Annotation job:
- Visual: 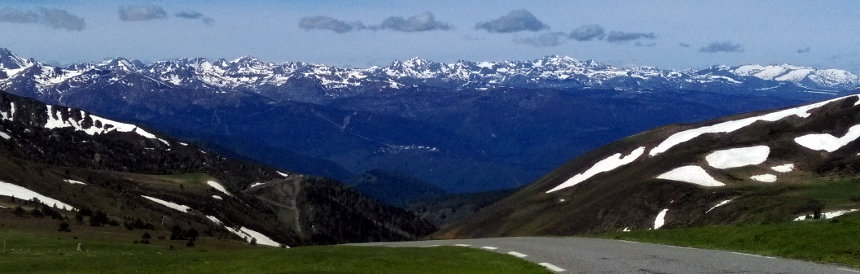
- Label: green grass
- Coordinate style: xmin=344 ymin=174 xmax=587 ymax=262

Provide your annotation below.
xmin=784 ymin=178 xmax=860 ymax=207
xmin=598 ymin=212 xmax=860 ymax=268
xmin=0 ymin=230 xmax=547 ymax=273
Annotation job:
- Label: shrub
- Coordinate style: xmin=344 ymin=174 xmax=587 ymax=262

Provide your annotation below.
xmin=140 ymin=232 xmax=151 ymax=244
xmin=58 ymin=222 xmax=71 ymax=232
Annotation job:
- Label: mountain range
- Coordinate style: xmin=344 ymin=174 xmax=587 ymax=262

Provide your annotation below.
xmin=2 ymin=47 xmax=858 ymax=102
xmin=1 ymin=48 xmax=858 ymax=194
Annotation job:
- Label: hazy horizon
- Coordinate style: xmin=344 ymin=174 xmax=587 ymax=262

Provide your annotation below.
xmin=1 ymin=0 xmax=859 ymax=73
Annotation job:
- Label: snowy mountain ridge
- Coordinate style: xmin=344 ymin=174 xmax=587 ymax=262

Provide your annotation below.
xmin=1 ymin=48 xmax=858 ymax=103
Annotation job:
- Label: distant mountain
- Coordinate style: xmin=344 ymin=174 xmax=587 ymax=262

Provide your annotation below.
xmin=0 ymin=90 xmax=434 ymax=246
xmin=0 ymin=48 xmax=855 ymax=193
xmin=2 ymin=48 xmax=858 ymax=104
xmin=405 ymin=188 xmax=518 ymax=228
xmin=439 ymin=94 xmax=860 ymax=238
xmin=347 ymin=170 xmax=450 ymax=206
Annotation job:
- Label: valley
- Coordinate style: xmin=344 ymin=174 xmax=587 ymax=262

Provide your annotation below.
xmin=2 ymin=43 xmax=860 ymax=272
xmin=1 ymin=48 xmax=850 ymax=193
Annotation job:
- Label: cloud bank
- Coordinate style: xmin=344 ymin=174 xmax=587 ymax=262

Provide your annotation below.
xmin=515 ymin=32 xmax=566 ymax=47
xmin=299 ymin=16 xmax=364 ymax=33
xmin=39 ymin=8 xmax=85 ymax=31
xmin=378 ymin=11 xmax=451 ymax=32
xmin=299 ymin=12 xmax=452 ymax=33
xmin=119 ymin=5 xmax=167 ymax=21
xmin=606 ymin=31 xmax=656 ymax=43
xmin=175 ymin=11 xmax=203 ymax=19
xmin=699 ymin=41 xmax=744 ymax=53
xmin=175 ymin=11 xmax=214 ymax=24
xmin=0 ymin=7 xmax=84 ymax=31
xmin=568 ymin=24 xmax=605 ymax=41
xmin=0 ymin=7 xmax=38 ymax=23
xmin=475 ymin=9 xmax=547 ymax=33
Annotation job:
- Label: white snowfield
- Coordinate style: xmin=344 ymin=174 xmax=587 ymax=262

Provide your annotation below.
xmin=705 ymin=146 xmax=770 ymax=169
xmin=794 ymin=124 xmax=860 ymax=152
xmin=206 ymin=215 xmax=222 ymax=225
xmin=750 ymin=174 xmax=777 ymax=183
xmin=770 ymin=163 xmax=795 ymax=173
xmin=822 ymin=209 xmax=858 ymax=219
xmin=225 ymin=226 xmax=282 ymax=247
xmin=141 ymin=195 xmax=191 ymax=213
xmin=205 ymin=215 xmax=285 ymax=247
xmin=0 ymin=180 xmax=76 ymax=211
xmin=649 ymin=94 xmax=860 ymax=157
xmin=654 ymin=208 xmax=668 ymax=229
xmin=63 ymin=179 xmax=86 ymax=185
xmin=706 ymin=199 xmax=733 ymax=213
xmin=0 ymin=102 xmax=15 ymax=121
xmin=546 ymin=147 xmax=645 ymax=193
xmin=656 ymin=165 xmax=725 ymax=187
xmin=794 ymin=209 xmax=858 ymax=221
xmin=44 ymin=105 xmax=170 ymax=146
xmin=207 ymin=181 xmax=233 ymax=197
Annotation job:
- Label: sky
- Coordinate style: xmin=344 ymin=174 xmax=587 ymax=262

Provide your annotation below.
xmin=1 ymin=0 xmax=859 ymax=73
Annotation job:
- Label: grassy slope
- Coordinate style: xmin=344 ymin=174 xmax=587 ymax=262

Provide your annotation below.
xmin=599 ymin=212 xmax=860 ymax=268
xmin=0 ymin=229 xmax=546 ymax=273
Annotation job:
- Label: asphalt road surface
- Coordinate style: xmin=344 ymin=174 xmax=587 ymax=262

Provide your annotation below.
xmin=351 ymin=237 xmax=859 ymax=273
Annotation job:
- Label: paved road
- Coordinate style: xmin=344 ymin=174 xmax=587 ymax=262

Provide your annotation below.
xmin=351 ymin=237 xmax=859 ymax=273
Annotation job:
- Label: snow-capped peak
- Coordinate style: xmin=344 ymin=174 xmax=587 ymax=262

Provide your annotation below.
xmin=1 ymin=48 xmax=859 ymax=100
xmin=97 ymin=57 xmax=143 ymax=72
xmin=730 ymin=64 xmax=859 ymax=88
xmin=0 ymin=48 xmax=32 ymax=70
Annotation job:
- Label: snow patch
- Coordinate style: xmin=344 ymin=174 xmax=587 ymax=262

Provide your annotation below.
xmin=225 ymin=226 xmax=283 ymax=247
xmin=476 ymin=61 xmax=494 ymax=69
xmin=63 ymin=179 xmax=86 ymax=185
xmin=656 ymin=165 xmax=725 ymax=187
xmin=0 ymin=131 xmax=10 ymax=140
xmin=706 ymin=199 xmax=732 ymax=213
xmin=0 ymin=102 xmax=14 ymax=121
xmin=824 ymin=209 xmax=858 ymax=219
xmin=206 ymin=215 xmax=223 ymax=225
xmin=650 ymin=95 xmax=860 ymax=156
xmin=654 ymin=208 xmax=668 ymax=229
xmin=206 ymin=215 xmax=283 ymax=247
xmin=0 ymin=180 xmax=76 ymax=211
xmin=705 ymin=146 xmax=770 ymax=169
xmin=207 ymin=181 xmax=233 ymax=197
xmin=276 ymin=171 xmax=289 ymax=178
xmin=211 ymin=195 xmax=223 ymax=200
xmin=750 ymin=174 xmax=777 ymax=183
xmin=546 ymin=147 xmax=645 ymax=193
xmin=248 ymin=182 xmax=265 ymax=189
xmin=43 ymin=105 xmax=168 ymax=145
xmin=794 ymin=125 xmax=860 ymax=152
xmin=141 ymin=195 xmax=190 ymax=213
xmin=770 ymin=163 xmax=795 ymax=173
xmin=794 ymin=209 xmax=858 ymax=221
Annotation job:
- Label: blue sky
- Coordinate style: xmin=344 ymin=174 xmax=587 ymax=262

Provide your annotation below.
xmin=1 ymin=0 xmax=859 ymax=72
